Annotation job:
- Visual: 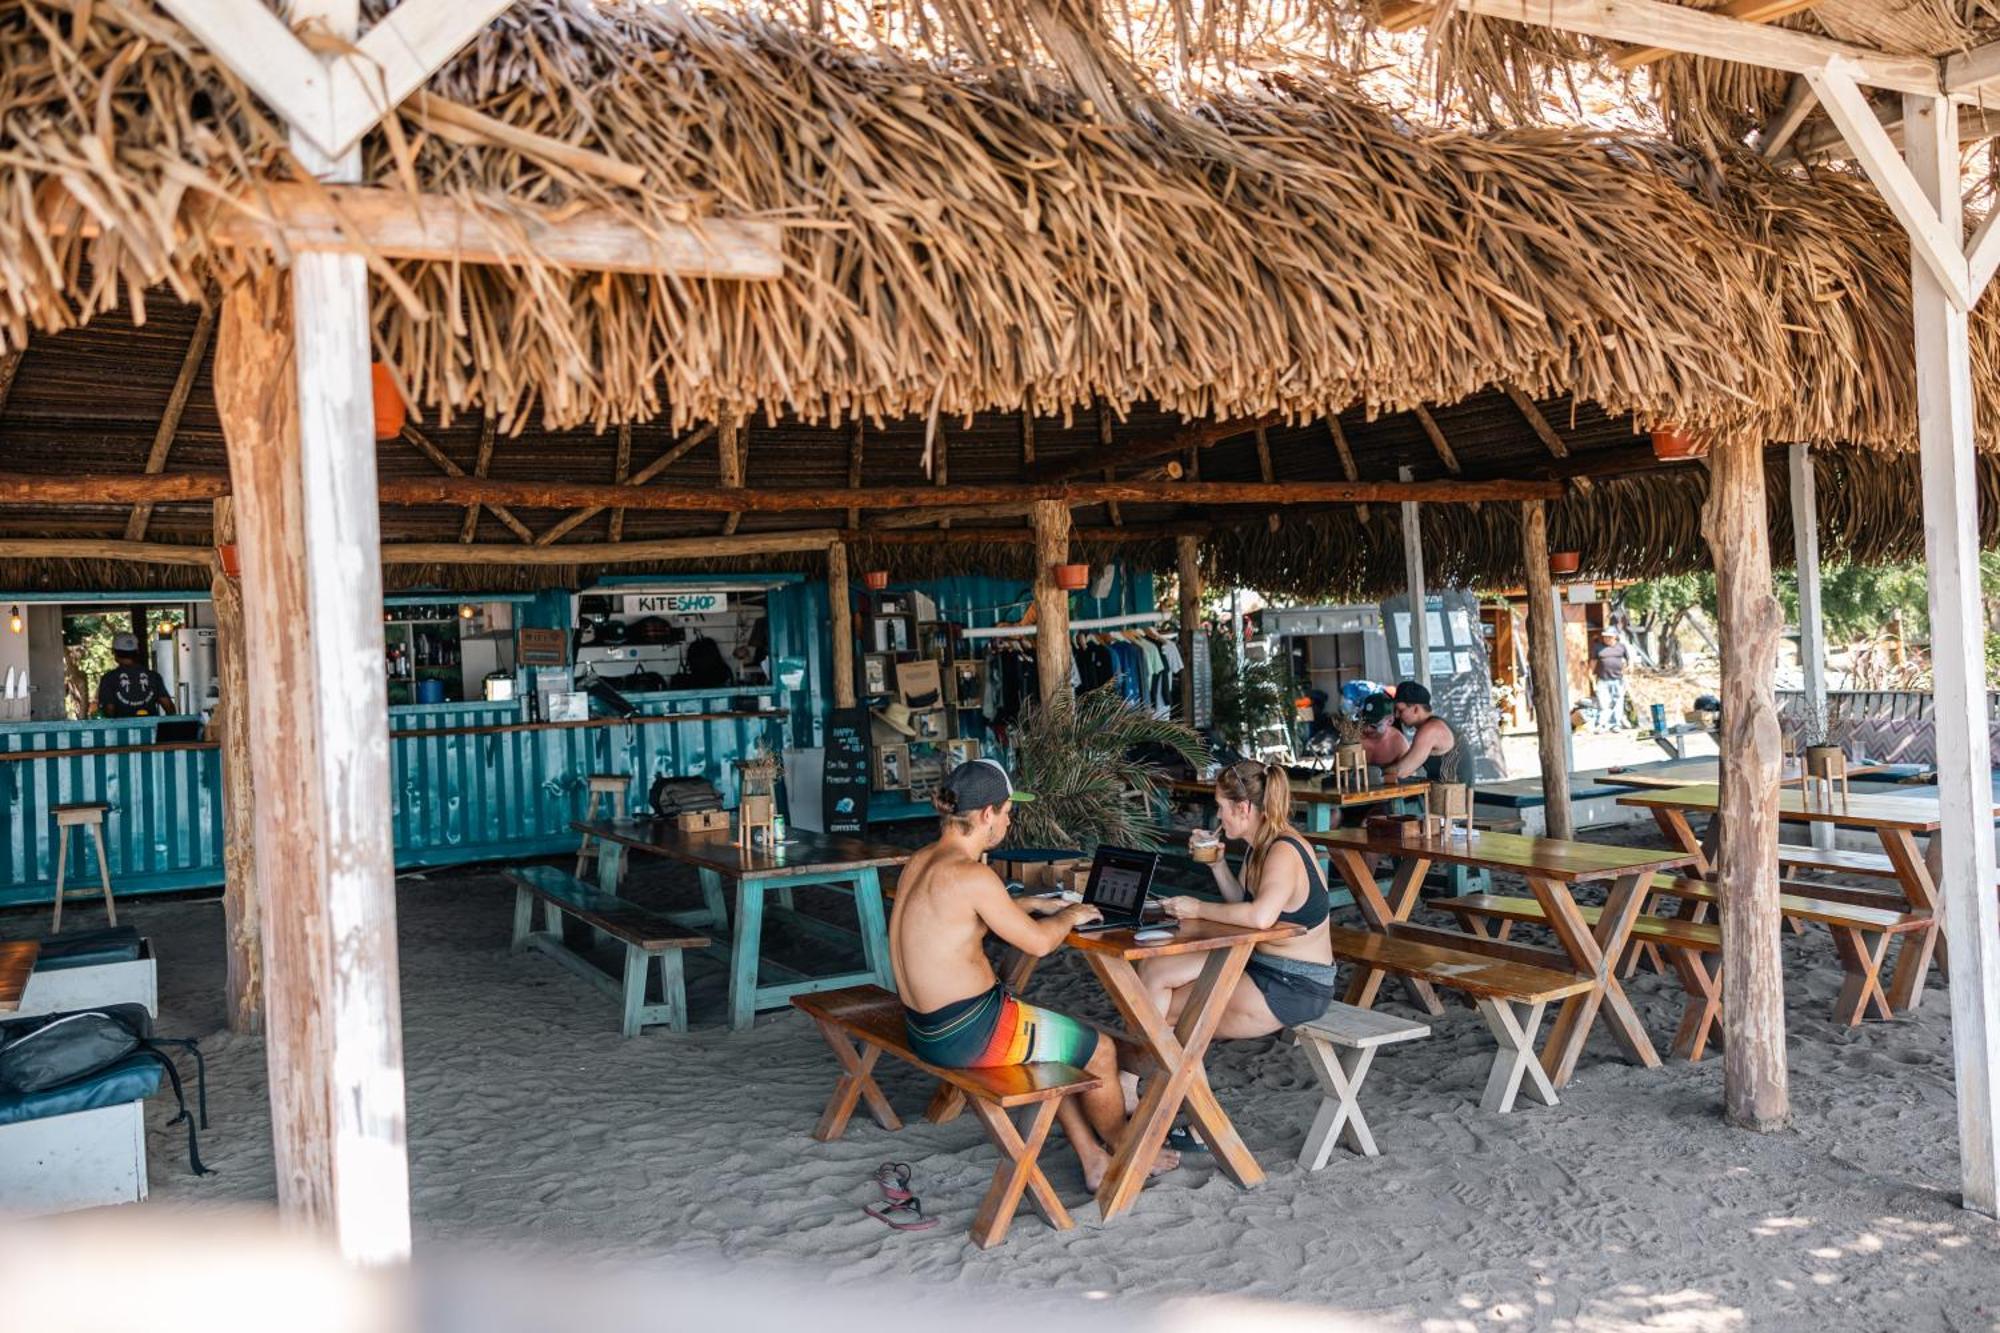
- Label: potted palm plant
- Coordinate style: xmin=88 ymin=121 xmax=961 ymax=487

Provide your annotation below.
xmin=1003 ymin=684 xmax=1208 ymax=855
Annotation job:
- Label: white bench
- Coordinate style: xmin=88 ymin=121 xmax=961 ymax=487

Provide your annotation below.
xmin=17 ymin=940 xmax=158 ymax=1018
xmin=1293 ymin=1002 xmax=1430 ymax=1168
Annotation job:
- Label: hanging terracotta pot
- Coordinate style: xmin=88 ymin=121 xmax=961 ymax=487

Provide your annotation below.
xmin=371 ymin=361 xmax=407 ymax=441
xmin=863 ymin=570 xmax=889 ymax=591
xmin=215 ymin=544 xmax=241 ymax=579
xmin=1549 ymin=551 xmax=1581 ymax=576
xmin=1053 ymin=563 xmax=1091 ymax=590
xmin=1651 ymin=424 xmax=1705 ymax=459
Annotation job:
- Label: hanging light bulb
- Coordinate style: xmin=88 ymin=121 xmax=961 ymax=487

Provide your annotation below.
xmin=6 ymin=606 xmax=19 ymax=634
xmin=458 ymin=603 xmax=476 ymax=621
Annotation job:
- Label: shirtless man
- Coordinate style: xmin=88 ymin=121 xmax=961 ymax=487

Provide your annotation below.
xmin=1382 ymin=680 xmax=1459 ymax=782
xmin=890 ymin=758 xmax=1171 ymax=1189
xmin=1354 ymin=693 xmax=1410 ymax=773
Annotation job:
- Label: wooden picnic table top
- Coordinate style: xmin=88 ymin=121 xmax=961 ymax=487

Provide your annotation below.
xmin=1168 ymin=777 xmax=1431 ymax=807
xmin=1599 ymin=760 xmax=1889 ymax=791
xmin=575 ymin=818 xmax=913 ymax=878
xmin=0 ymin=940 xmax=38 ymax=1012
xmin=1614 ymin=783 xmax=1990 ymax=832
xmin=1062 ymin=917 xmax=1300 ymax=961
xmin=1306 ymin=827 xmax=1695 ymax=883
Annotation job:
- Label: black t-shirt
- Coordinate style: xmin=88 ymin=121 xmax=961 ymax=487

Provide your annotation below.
xmin=96 ymin=666 xmax=169 ymax=717
xmin=1592 ymin=641 xmax=1629 ymax=681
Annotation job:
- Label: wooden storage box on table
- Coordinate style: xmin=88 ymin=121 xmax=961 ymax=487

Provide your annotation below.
xmin=675 ymin=809 xmax=731 ymax=833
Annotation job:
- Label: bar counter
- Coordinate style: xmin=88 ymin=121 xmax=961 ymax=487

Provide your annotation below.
xmin=0 ymin=689 xmax=787 ymax=906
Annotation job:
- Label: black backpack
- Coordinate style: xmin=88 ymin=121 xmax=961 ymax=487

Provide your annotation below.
xmin=650 ymin=776 xmax=723 ymax=817
xmin=0 ymin=1004 xmax=211 ymax=1175
xmin=674 ymin=635 xmax=733 ymax=689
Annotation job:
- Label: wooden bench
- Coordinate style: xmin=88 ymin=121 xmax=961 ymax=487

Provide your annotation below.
xmin=1292 ymin=1003 xmax=1428 ymax=1168
xmin=1645 ymin=875 xmax=1930 ymax=1025
xmin=793 ymin=985 xmax=1098 ymax=1248
xmin=1776 ymin=844 xmax=1901 ymax=879
xmin=505 ymin=865 xmax=708 ymax=1036
xmin=1324 ymin=925 xmax=1593 ymax=1114
xmin=1438 ymin=894 xmax=1724 ymax=1061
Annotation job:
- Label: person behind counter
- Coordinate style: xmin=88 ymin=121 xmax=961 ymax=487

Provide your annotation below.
xmin=1380 ymin=680 xmax=1458 ymax=783
xmin=94 ymin=633 xmax=175 ymax=718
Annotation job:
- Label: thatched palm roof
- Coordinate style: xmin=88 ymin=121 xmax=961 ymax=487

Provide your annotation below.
xmin=0 ymin=1 xmax=1989 ymax=600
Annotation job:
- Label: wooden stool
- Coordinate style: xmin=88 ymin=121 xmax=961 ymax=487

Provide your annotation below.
xmin=574 ymin=775 xmax=631 ymax=889
xmin=1293 ymin=1002 xmax=1429 ymax=1168
xmin=51 ymin=804 xmax=116 ymax=934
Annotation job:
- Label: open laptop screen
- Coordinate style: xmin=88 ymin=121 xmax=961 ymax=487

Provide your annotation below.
xmin=1083 ymin=846 xmax=1158 ymax=922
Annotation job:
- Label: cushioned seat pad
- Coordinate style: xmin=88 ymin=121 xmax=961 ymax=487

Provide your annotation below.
xmin=0 ymin=1053 xmax=161 ymax=1128
xmin=33 ymin=926 xmax=142 ymax=971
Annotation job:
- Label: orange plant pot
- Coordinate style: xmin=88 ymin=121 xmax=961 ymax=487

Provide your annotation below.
xmin=1651 ymin=425 xmax=1705 ymax=460
xmin=1549 ymin=551 xmax=1581 ymax=576
xmin=216 ymin=543 xmax=241 ymax=579
xmin=863 ymin=570 xmax=889 ymax=591
xmin=1053 ymin=563 xmax=1091 ymax=590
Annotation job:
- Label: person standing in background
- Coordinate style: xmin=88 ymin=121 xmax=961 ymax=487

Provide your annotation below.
xmin=1591 ymin=626 xmax=1629 ymax=733
xmin=94 ymin=633 xmax=175 ymax=717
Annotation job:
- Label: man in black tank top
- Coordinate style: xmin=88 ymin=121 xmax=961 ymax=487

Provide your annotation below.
xmin=1382 ymin=680 xmax=1458 ymax=783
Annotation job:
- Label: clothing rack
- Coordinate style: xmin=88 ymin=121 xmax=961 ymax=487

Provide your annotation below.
xmin=957 ymin=611 xmax=1167 ymax=641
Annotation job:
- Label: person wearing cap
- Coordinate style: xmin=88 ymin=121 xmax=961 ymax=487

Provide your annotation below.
xmin=94 ymin=632 xmax=174 ymax=718
xmin=1355 ymin=692 xmax=1409 ymax=772
xmin=1591 ymin=626 xmax=1629 ymax=734
xmin=889 ymin=759 xmax=1173 ymax=1190
xmin=1381 ymin=680 xmax=1458 ymax=783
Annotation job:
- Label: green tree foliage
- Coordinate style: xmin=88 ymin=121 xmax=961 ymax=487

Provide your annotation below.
xmin=1206 ymin=628 xmax=1300 ymax=755
xmin=1004 ymin=684 xmax=1208 ymax=853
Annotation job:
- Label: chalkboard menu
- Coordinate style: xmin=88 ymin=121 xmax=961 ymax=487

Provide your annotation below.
xmin=822 ymin=706 xmax=872 ymax=834
xmin=1190 ymin=634 xmax=1214 ymax=730
xmin=1378 ymin=589 xmax=1505 ymax=784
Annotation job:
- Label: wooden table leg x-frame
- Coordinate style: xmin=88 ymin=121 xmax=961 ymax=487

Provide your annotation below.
xmin=1326 ymin=849 xmax=1444 ymax=1016
xmin=1528 ymin=871 xmax=1662 ymax=1086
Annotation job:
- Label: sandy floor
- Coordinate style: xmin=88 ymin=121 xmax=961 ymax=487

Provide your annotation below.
xmin=25 ymin=831 xmax=2000 ymax=1333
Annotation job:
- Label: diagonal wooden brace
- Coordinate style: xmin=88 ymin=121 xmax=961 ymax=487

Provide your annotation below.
xmin=808 ymin=1019 xmax=902 ymax=1141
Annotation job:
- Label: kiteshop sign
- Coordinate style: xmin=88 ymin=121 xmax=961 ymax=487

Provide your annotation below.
xmin=622 ymin=591 xmax=731 ymax=617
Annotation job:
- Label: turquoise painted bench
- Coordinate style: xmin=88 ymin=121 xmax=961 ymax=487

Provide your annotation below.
xmin=506 ymin=866 xmax=708 ymax=1036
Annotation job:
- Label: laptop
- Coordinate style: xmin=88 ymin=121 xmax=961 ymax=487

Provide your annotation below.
xmin=1072 ymin=845 xmax=1167 ymax=933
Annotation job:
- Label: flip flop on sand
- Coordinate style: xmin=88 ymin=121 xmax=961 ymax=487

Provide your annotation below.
xmin=865 ymin=1196 xmax=941 ymax=1231
xmin=1166 ymin=1125 xmax=1210 ymax=1155
xmin=874 ymin=1161 xmax=914 ymax=1204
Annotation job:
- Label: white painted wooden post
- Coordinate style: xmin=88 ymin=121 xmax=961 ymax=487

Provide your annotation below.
xmin=1906 ymin=92 xmax=2000 ymax=1217
xmin=1399 ymin=466 xmax=1428 ymax=689
xmin=1788 ymin=444 xmax=1834 ymax=851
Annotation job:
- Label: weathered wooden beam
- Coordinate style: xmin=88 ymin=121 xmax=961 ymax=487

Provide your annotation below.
xmin=1177 ymin=534 xmax=1201 ymax=724
xmin=203 ymin=184 xmax=783 ymax=280
xmin=1255 ymin=426 xmax=1279 ymax=532
xmin=1032 ymin=500 xmax=1073 ymax=703
xmin=1705 ymin=434 xmax=1790 ymax=1134
xmin=533 ymin=425 xmax=715 ymax=545
xmin=719 ymin=410 xmax=745 ymax=537
xmin=0 ymin=474 xmax=233 ymax=504
xmin=1035 ymin=414 xmax=1280 ymax=482
xmin=606 ymin=423 xmax=632 ymax=542
xmin=846 ymin=420 xmax=864 ymax=530
xmin=128 ymin=307 xmax=218 ymax=541
xmin=1400 ymin=465 xmax=1428 ymax=689
xmin=458 ymin=416 xmax=497 ymax=543
xmin=1328 ymin=415 xmax=1368 ymax=525
xmin=1759 ymin=75 xmax=1818 ymax=158
xmin=399 ymin=424 xmax=534 ymax=543
xmin=1411 ymin=405 xmax=1462 ymax=475
xmin=1520 ymin=500 xmax=1573 ymax=840
xmin=384 ymin=530 xmax=843 ymax=563
xmin=209 ymin=495 xmax=260 ymax=1036
xmin=848 ymin=525 xmax=1195 ymax=545
xmin=0 ymin=537 xmax=214 ymax=564
xmin=828 ymin=539 xmax=855 ymax=710
xmin=1610 ymin=0 xmax=1821 ymax=69
xmin=1500 ymin=385 xmax=1569 ymax=459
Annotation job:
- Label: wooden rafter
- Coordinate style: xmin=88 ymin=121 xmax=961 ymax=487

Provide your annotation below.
xmin=719 ymin=411 xmax=745 ymax=536
xmin=607 ymin=422 xmax=632 ymax=543
xmin=1100 ymin=407 xmax=1122 ymax=527
xmin=1500 ymin=385 xmax=1569 ymax=459
xmin=533 ymin=424 xmax=714 ymax=545
xmin=846 ymin=420 xmax=865 ymax=529
xmin=1255 ymin=426 xmax=1279 ymax=532
xmin=0 ymin=472 xmax=1565 ymax=507
xmin=458 ymin=416 xmax=497 ymax=543
xmin=1759 ymin=75 xmax=1819 ymax=158
xmin=1327 ymin=415 xmax=1368 ymax=525
xmin=1610 ymin=0 xmax=1821 ymax=70
xmin=400 ymin=424 xmax=534 ymax=543
xmin=1411 ymin=405 xmax=1462 ymax=475
xmin=126 ymin=307 xmax=217 ymax=541
xmin=0 ymin=345 xmax=23 ymax=421
xmin=1036 ymin=414 xmax=1278 ymax=482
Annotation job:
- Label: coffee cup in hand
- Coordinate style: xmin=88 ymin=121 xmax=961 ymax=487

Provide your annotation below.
xmin=1188 ymin=830 xmax=1222 ymax=864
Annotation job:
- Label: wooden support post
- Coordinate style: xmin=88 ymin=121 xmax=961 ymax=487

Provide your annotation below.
xmin=458 ymin=416 xmax=495 ymax=544
xmin=209 ymin=497 xmax=260 ymax=1036
xmin=1705 ymin=433 xmax=1790 ymax=1133
xmin=1328 ymin=415 xmax=1368 ymax=525
xmin=1521 ymin=501 xmax=1574 ymax=840
xmin=217 ymin=110 xmax=411 ymax=1256
xmin=719 ymin=410 xmax=745 ymax=536
xmin=1032 ymin=500 xmax=1073 ymax=705
xmin=1255 ymin=427 xmax=1279 ymax=532
xmin=846 ymin=421 xmax=864 ymax=530
xmin=828 ymin=540 xmax=856 ymax=710
xmin=1177 ymin=534 xmax=1201 ymax=725
xmin=1789 ymin=444 xmax=1834 ymax=851
xmin=127 ymin=306 xmax=217 ymax=541
xmin=1907 ymin=92 xmax=2000 ymax=1215
xmin=1399 ymin=467 xmax=1428 ymax=689
xmin=607 ymin=422 xmax=632 ymax=543
xmin=1100 ymin=408 xmax=1121 ymax=528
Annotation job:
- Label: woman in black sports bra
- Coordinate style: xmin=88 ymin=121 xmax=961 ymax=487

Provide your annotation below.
xmin=1145 ymin=760 xmax=1339 ymax=1036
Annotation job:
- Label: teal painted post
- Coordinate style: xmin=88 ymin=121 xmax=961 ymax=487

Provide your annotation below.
xmin=619 ymin=945 xmax=647 ymax=1038
xmin=659 ymin=950 xmax=687 ymax=1032
xmin=852 ymin=868 xmax=892 ymax=988
xmin=596 ymin=840 xmax=624 ymax=896
xmin=729 ymin=876 xmax=767 ymax=1031
xmin=1309 ymin=804 xmax=1334 ymax=833
xmin=697 ymin=867 xmax=728 ymax=931
xmin=510 ymin=886 xmax=533 ymax=952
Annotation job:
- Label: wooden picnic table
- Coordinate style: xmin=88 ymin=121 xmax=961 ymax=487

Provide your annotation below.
xmin=1166 ymin=777 xmax=1430 ymax=833
xmin=894 ymin=876 xmax=1298 ymax=1222
xmin=1598 ymin=759 xmax=1889 ymax=792
xmin=576 ymin=819 xmax=910 ymax=1031
xmin=1614 ymin=783 xmax=1995 ymax=1013
xmin=0 ymin=940 xmax=38 ymax=1012
xmin=1305 ymin=827 xmax=1696 ymax=1087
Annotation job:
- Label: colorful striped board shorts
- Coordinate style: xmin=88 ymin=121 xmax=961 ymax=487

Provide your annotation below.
xmin=903 ymin=984 xmax=1098 ymax=1069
